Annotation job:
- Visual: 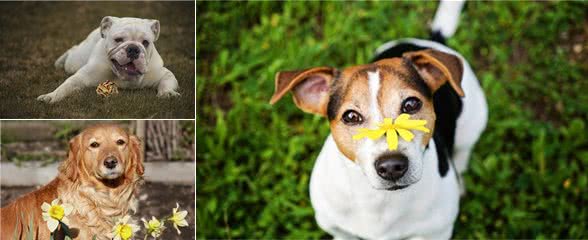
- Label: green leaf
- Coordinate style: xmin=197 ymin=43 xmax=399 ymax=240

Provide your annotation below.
xmin=26 ymin=215 xmax=34 ymax=240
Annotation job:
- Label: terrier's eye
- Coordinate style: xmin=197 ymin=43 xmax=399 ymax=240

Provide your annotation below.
xmin=401 ymin=97 xmax=422 ymax=114
xmin=90 ymin=142 xmax=100 ymax=148
xmin=116 ymin=139 xmax=125 ymax=145
xmin=114 ymin=38 xmax=123 ymax=43
xmin=341 ymin=110 xmax=364 ymax=125
xmin=142 ymin=40 xmax=149 ymax=48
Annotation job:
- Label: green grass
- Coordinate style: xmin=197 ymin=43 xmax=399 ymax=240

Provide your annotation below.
xmin=196 ymin=2 xmax=588 ymax=238
xmin=0 ymin=2 xmax=195 ymax=119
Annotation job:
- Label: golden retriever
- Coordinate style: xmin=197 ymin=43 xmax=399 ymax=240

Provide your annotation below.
xmin=1 ymin=124 xmax=144 ymax=240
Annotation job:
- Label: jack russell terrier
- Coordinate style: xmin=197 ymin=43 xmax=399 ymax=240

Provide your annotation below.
xmin=270 ymin=1 xmax=487 ymax=239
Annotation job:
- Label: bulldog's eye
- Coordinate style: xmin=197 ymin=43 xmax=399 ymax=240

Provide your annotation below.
xmin=142 ymin=40 xmax=149 ymax=48
xmin=116 ymin=139 xmax=125 ymax=145
xmin=114 ymin=38 xmax=123 ymax=43
xmin=401 ymin=97 xmax=422 ymax=114
xmin=341 ymin=110 xmax=364 ymax=125
xmin=90 ymin=142 xmax=100 ymax=148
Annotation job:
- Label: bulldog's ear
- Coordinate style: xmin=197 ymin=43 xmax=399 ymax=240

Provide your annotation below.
xmin=403 ymin=49 xmax=464 ymax=97
xmin=100 ymin=16 xmax=117 ymax=38
xmin=150 ymin=20 xmax=160 ymax=42
xmin=269 ymin=67 xmax=336 ymax=116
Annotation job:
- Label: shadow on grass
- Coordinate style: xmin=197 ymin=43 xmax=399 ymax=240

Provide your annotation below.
xmin=0 ymin=2 xmax=195 ymax=119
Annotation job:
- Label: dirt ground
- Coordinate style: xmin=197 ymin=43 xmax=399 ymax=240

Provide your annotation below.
xmin=0 ymin=2 xmax=195 ymax=119
xmin=1 ymin=182 xmax=195 ymax=240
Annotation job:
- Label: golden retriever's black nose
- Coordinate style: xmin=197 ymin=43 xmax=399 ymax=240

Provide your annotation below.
xmin=104 ymin=157 xmax=118 ymax=169
xmin=375 ymin=154 xmax=408 ymax=181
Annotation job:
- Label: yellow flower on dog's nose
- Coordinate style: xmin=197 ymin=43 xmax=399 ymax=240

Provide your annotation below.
xmin=353 ymin=113 xmax=430 ymax=150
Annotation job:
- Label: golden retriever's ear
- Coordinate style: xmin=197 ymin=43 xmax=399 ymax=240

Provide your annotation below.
xmin=60 ymin=134 xmax=81 ymax=181
xmin=130 ymin=135 xmax=144 ymax=176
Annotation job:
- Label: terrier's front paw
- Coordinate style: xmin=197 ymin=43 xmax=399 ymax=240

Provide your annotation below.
xmin=157 ymin=90 xmax=180 ymax=98
xmin=37 ymin=92 xmax=60 ymax=104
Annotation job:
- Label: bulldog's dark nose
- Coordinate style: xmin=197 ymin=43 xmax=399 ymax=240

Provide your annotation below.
xmin=375 ymin=154 xmax=409 ymax=181
xmin=126 ymin=46 xmax=140 ymax=60
xmin=104 ymin=157 xmax=118 ymax=169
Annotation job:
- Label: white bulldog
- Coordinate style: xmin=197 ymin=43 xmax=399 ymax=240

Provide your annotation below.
xmin=38 ymin=16 xmax=180 ymax=103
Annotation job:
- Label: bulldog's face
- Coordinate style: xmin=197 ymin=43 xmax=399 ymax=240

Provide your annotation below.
xmin=100 ymin=16 xmax=160 ymax=81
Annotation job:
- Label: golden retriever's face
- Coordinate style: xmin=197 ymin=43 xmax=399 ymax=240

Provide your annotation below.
xmin=62 ymin=124 xmax=144 ymax=186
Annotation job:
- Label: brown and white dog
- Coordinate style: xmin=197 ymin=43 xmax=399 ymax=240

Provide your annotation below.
xmin=270 ymin=2 xmax=487 ymax=238
xmin=0 ymin=124 xmax=144 ymax=240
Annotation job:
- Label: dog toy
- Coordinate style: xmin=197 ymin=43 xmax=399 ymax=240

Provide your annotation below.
xmin=353 ymin=113 xmax=430 ymax=150
xmin=96 ymin=80 xmax=119 ymax=97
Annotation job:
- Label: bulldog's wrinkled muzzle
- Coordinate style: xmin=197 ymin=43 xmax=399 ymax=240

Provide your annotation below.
xmin=108 ymin=42 xmax=148 ymax=78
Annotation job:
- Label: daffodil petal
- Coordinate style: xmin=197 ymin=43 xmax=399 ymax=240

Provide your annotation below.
xmin=62 ymin=204 xmax=73 ymax=215
xmin=396 ymin=128 xmax=414 ymax=141
xmin=365 ymin=129 xmax=386 ymax=140
xmin=412 ymin=125 xmax=431 ymax=133
xmin=47 ymin=218 xmax=59 ymax=232
xmin=174 ymin=224 xmax=182 ymax=234
xmin=61 ymin=217 xmax=69 ymax=225
xmin=178 ymin=219 xmax=189 ymax=227
xmin=177 ymin=210 xmax=188 ymax=219
xmin=394 ymin=114 xmax=411 ymax=122
xmin=41 ymin=202 xmax=51 ymax=211
xmin=386 ymin=129 xmax=398 ymax=150
xmin=352 ymin=129 xmax=371 ymax=140
xmin=130 ymin=223 xmax=141 ymax=232
xmin=51 ymin=199 xmax=59 ymax=206
xmin=395 ymin=118 xmax=425 ymax=127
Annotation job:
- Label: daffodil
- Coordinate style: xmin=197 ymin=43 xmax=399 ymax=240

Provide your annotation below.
xmin=41 ymin=199 xmax=73 ymax=232
xmin=142 ymin=216 xmax=165 ymax=238
xmin=112 ymin=215 xmax=140 ymax=240
xmin=168 ymin=203 xmax=188 ymax=234
xmin=353 ymin=113 xmax=430 ymax=150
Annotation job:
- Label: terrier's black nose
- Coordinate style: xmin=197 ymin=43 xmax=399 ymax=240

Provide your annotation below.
xmin=104 ymin=157 xmax=118 ymax=169
xmin=126 ymin=45 xmax=140 ymax=60
xmin=375 ymin=154 xmax=409 ymax=181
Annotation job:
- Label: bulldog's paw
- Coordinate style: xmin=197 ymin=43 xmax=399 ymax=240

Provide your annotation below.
xmin=157 ymin=90 xmax=180 ymax=98
xmin=37 ymin=92 xmax=60 ymax=104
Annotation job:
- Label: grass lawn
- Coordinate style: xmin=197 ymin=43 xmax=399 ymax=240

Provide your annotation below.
xmin=0 ymin=2 xmax=195 ymax=119
xmin=196 ymin=2 xmax=588 ymax=239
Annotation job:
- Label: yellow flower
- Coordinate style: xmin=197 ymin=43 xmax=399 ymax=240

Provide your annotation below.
xmin=41 ymin=199 xmax=73 ymax=232
xmin=142 ymin=216 xmax=165 ymax=238
xmin=112 ymin=215 xmax=140 ymax=240
xmin=168 ymin=203 xmax=188 ymax=234
xmin=353 ymin=113 xmax=430 ymax=150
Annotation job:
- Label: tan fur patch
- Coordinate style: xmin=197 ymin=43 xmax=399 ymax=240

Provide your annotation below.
xmin=328 ymin=61 xmax=437 ymax=161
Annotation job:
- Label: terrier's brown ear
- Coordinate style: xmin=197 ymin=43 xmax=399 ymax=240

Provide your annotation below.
xmin=269 ymin=67 xmax=336 ymax=116
xmin=403 ymin=49 xmax=464 ymax=97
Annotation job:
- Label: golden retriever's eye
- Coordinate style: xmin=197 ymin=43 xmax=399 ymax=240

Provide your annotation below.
xmin=116 ymin=139 xmax=125 ymax=145
xmin=90 ymin=142 xmax=100 ymax=148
